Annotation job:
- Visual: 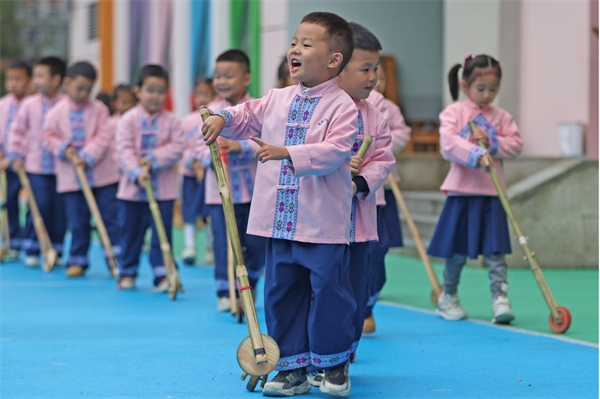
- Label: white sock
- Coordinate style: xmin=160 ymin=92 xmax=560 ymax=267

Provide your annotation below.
xmin=184 ymin=223 xmax=196 ymax=248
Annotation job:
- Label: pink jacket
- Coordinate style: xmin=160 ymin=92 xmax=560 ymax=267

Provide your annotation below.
xmin=439 ymin=97 xmax=523 ymax=195
xmin=196 ymin=94 xmax=258 ymax=204
xmin=116 ymin=104 xmax=186 ymax=201
xmin=213 ymin=78 xmax=359 ymax=244
xmin=366 ymin=90 xmax=411 ymax=206
xmin=0 ymin=93 xmax=26 ymax=155
xmin=42 ymin=96 xmax=120 ymax=193
xmin=108 ymin=114 xmax=122 ymax=168
xmin=351 ymin=99 xmax=395 ymax=243
xmin=180 ymin=111 xmax=202 ymax=178
xmin=7 ymin=92 xmax=65 ymax=174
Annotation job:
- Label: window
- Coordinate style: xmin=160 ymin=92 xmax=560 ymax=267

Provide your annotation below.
xmin=88 ymin=2 xmax=98 ymax=40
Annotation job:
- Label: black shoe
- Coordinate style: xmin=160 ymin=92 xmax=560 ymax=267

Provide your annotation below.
xmin=320 ymin=362 xmax=351 ymax=396
xmin=263 ymin=368 xmax=311 ymax=396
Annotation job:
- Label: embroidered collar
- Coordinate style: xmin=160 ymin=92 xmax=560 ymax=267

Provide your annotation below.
xmin=297 ymin=77 xmax=338 ymax=97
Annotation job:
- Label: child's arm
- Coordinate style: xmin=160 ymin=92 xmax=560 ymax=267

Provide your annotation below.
xmin=116 ymin=114 xmax=144 ymax=183
xmin=355 ymin=121 xmax=395 ymax=201
xmin=385 ymin=100 xmax=411 ymax=154
xmin=493 ymin=114 xmax=522 ymax=159
xmin=77 ymin=105 xmax=112 ymax=168
xmin=6 ymin=104 xmax=29 ymax=168
xmin=439 ymin=107 xmax=487 ymax=169
xmin=144 ymin=118 xmax=186 ymax=172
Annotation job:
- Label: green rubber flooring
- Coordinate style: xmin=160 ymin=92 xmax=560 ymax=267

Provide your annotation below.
xmin=379 ymin=254 xmax=599 ymax=344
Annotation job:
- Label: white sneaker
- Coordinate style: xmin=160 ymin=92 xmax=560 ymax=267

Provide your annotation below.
xmin=119 ymin=277 xmax=136 ymax=290
xmin=436 ymin=292 xmax=468 ymax=320
xmin=153 ymin=278 xmax=169 ymax=293
xmin=204 ymin=247 xmax=214 ymax=264
xmin=492 ymin=295 xmax=515 ymax=324
xmin=263 ymin=368 xmax=311 ymax=397
xmin=320 ymin=362 xmax=351 ymax=396
xmin=181 ymin=246 xmax=196 ymax=265
xmin=307 ymin=370 xmax=324 ymax=387
xmin=217 ymin=297 xmax=231 ymax=312
xmin=7 ymin=249 xmax=20 ymax=260
xmin=24 ymin=255 xmax=39 ymax=267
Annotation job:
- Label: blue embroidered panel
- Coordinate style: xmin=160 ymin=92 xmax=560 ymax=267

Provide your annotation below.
xmin=349 ymin=111 xmax=364 ymax=243
xmin=276 ymin=352 xmax=312 ymax=371
xmin=459 ymin=113 xmax=499 ymax=156
xmin=228 ymin=152 xmax=254 ymax=203
xmin=40 ymin=100 xmax=55 ymax=174
xmin=271 ymin=94 xmax=321 ymax=240
xmin=69 ymin=109 xmax=95 ymax=186
xmin=139 ymin=115 xmax=159 ymax=201
xmin=4 ymin=102 xmax=15 ymax=150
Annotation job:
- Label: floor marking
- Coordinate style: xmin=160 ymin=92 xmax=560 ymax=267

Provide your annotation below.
xmin=379 ymin=300 xmax=599 ymax=348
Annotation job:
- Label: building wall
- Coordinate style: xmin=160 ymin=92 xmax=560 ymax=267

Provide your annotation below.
xmin=287 ymin=0 xmax=444 ymax=121
xmin=260 ymin=0 xmax=289 ymax=96
xmin=69 ymin=0 xmax=100 ymax=92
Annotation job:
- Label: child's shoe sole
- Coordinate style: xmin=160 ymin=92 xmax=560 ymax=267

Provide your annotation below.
xmin=66 ymin=266 xmax=85 ymax=277
xmin=492 ymin=312 xmax=515 ymax=324
xmin=263 ymin=380 xmax=311 ymax=397
xmin=319 ymin=378 xmax=351 ymax=397
xmin=435 ymin=308 xmax=467 ymax=321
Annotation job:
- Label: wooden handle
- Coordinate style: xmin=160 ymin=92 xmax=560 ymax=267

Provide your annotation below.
xmin=16 ymin=169 xmax=51 ymax=254
xmin=200 ymin=108 xmax=269 ymax=364
xmin=0 ymin=171 xmax=10 ymax=252
xmin=469 ymin=120 xmax=560 ymax=321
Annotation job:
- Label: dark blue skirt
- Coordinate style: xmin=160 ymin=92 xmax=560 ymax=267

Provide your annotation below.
xmin=427 ymin=196 xmax=511 ymax=260
xmin=380 ymin=189 xmax=403 ymax=248
xmin=182 ymin=175 xmax=206 ymax=223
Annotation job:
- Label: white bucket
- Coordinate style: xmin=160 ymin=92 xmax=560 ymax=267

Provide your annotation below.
xmin=558 ymin=122 xmax=585 ymax=157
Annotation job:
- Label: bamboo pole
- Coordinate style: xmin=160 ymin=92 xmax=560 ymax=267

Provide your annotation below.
xmin=0 ymin=171 xmax=10 ymax=257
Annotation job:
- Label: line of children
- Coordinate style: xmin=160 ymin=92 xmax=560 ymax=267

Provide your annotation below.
xmin=180 ymin=77 xmax=214 ymax=265
xmin=42 ymin=61 xmax=121 ymax=277
xmin=194 ymin=50 xmax=267 ymax=312
xmin=0 ymin=60 xmax=32 ymax=259
xmin=115 ymin=65 xmax=186 ymax=291
xmin=428 ymin=54 xmax=522 ymax=323
xmin=8 ymin=56 xmax=68 ymax=268
xmin=201 ymin=12 xmax=361 ymax=396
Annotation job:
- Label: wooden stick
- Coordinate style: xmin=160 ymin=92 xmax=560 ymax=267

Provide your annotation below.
xmin=219 ymin=157 xmax=239 ymax=315
xmin=140 ymin=166 xmax=184 ymax=300
xmin=469 ymin=121 xmax=562 ymax=323
xmin=73 ymin=163 xmax=119 ymax=279
xmin=388 ymin=175 xmax=443 ymax=303
xmin=0 ymin=170 xmax=10 ymax=256
xmin=200 ymin=109 xmax=269 ymax=365
xmin=352 ymin=135 xmax=373 ymax=177
xmin=15 ymin=169 xmax=57 ymax=271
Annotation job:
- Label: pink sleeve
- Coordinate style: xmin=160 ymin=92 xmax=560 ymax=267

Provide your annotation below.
xmin=286 ymin=107 xmax=359 ymax=178
xmin=384 ymin=100 xmax=411 ymax=154
xmin=196 ymin=132 xmax=212 ymax=168
xmin=41 ymin=107 xmax=68 ymax=158
xmin=79 ymin=105 xmax=112 ymax=167
xmin=116 ymin=113 xmax=142 ymax=182
xmin=356 ymin=120 xmax=395 ymax=201
xmin=146 ymin=117 xmax=185 ymax=172
xmin=215 ymin=92 xmax=272 ymax=141
xmin=7 ymin=104 xmax=28 ymax=160
xmin=495 ymin=113 xmax=523 ymax=159
xmin=439 ymin=106 xmax=486 ymax=169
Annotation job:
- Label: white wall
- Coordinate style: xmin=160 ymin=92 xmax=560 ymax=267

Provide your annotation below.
xmin=69 ymin=0 xmax=100 ymax=93
xmin=260 ymin=0 xmax=289 ymax=96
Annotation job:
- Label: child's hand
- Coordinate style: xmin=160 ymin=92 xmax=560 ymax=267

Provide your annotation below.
xmin=138 ymin=157 xmax=152 ymax=172
xmin=64 ymin=146 xmax=85 ymax=168
xmin=11 ymin=159 xmax=24 ymax=172
xmin=137 ymin=171 xmax=150 ymax=186
xmin=472 ymin=127 xmax=490 ymax=148
xmin=201 ymin=115 xmax=226 ymax=144
xmin=251 ymin=137 xmax=290 ymax=163
xmin=352 ymin=181 xmax=357 ymax=196
xmin=350 ymin=155 xmax=363 ymax=176
xmin=218 ymin=138 xmax=242 ymax=154
xmin=0 ymin=157 xmax=8 ymax=172
xmin=478 ymin=153 xmax=493 ymax=168
xmin=192 ymin=160 xmax=204 ymax=182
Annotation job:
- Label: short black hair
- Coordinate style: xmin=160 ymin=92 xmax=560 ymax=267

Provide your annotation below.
xmin=7 ymin=60 xmax=32 ymax=77
xmin=36 ymin=56 xmax=66 ymax=79
xmin=137 ymin=64 xmax=169 ymax=87
xmin=349 ymin=22 xmax=382 ymax=52
xmin=301 ymin=12 xmax=354 ymax=74
xmin=113 ymin=83 xmax=135 ymax=100
xmin=195 ymin=77 xmax=213 ymax=89
xmin=277 ymin=57 xmax=289 ymax=82
xmin=216 ymin=49 xmax=250 ymax=73
xmin=67 ymin=61 xmax=97 ymax=81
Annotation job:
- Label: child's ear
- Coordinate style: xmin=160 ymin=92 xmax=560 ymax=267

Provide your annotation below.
xmin=328 ymin=52 xmax=343 ymax=70
xmin=62 ymin=77 xmax=71 ymax=90
xmin=135 ymin=86 xmax=142 ymax=101
xmin=244 ymin=72 xmax=252 ymax=88
xmin=55 ymin=75 xmax=66 ymax=89
xmin=459 ymin=78 xmax=469 ymax=94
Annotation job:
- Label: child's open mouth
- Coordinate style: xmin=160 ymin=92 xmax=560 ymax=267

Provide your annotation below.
xmin=290 ymin=59 xmax=302 ymax=72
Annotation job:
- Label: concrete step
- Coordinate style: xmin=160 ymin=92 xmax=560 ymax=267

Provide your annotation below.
xmin=399 ymin=191 xmax=446 ymax=216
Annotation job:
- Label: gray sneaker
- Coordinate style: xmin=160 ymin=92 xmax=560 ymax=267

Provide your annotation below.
xmin=492 ymin=295 xmax=515 ymax=324
xmin=263 ymin=368 xmax=311 ymax=397
xmin=436 ymin=292 xmax=468 ymax=320
xmin=307 ymin=370 xmax=324 ymax=387
xmin=320 ymin=362 xmax=351 ymax=396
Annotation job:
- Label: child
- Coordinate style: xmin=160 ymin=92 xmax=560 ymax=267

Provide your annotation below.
xmin=109 ymin=84 xmax=138 ymax=168
xmin=8 ymin=56 xmax=67 ymax=267
xmin=115 ymin=64 xmax=186 ymax=291
xmin=42 ymin=62 xmax=121 ymax=277
xmin=202 ymin=12 xmax=358 ymax=396
xmin=0 ymin=60 xmax=32 ymax=259
xmin=333 ymin=21 xmax=394 ymax=367
xmin=277 ymin=57 xmax=296 ymax=88
xmin=180 ymin=77 xmax=214 ymax=265
xmin=427 ymin=54 xmax=522 ymax=324
xmin=194 ymin=50 xmax=266 ymax=312
xmin=363 ymin=59 xmax=412 ymax=334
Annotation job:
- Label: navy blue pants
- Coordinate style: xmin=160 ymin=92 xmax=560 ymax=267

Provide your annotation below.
xmin=349 ymin=242 xmax=371 ymax=348
xmin=23 ymin=173 xmax=67 ymax=256
xmin=4 ymin=170 xmax=23 ymax=250
xmin=63 ymin=184 xmax=119 ymax=270
xmin=265 ymin=238 xmax=356 ymax=371
xmin=118 ymin=199 xmax=174 ymax=285
xmin=182 ymin=175 xmax=205 ymax=223
xmin=206 ymin=203 xmax=266 ymax=297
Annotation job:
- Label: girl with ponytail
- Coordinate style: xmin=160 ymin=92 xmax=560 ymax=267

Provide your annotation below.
xmin=427 ymin=54 xmax=523 ymax=324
